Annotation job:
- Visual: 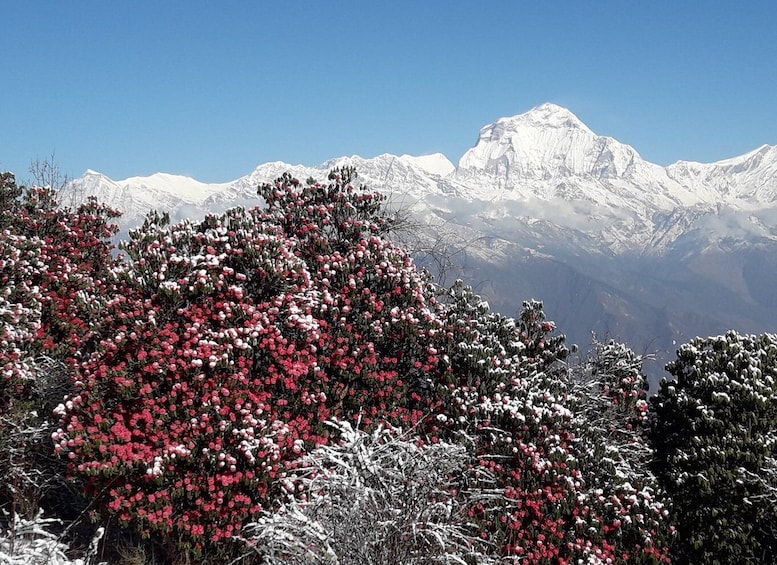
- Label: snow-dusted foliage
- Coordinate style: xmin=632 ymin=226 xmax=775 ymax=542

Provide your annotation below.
xmin=53 ymin=169 xmax=453 ymax=560
xmin=241 ymin=419 xmax=495 ymax=565
xmin=3 ymin=167 xmax=675 ymax=562
xmin=651 ymin=331 xmax=777 ymax=563
xmin=1 ymin=510 xmax=73 ymax=565
xmin=0 ymin=173 xmax=119 ymax=522
xmin=572 ymin=339 xmax=653 ymax=475
xmin=440 ymin=295 xmax=672 ymax=563
xmin=0 ymin=173 xmax=116 ymax=565
xmin=0 ymin=174 xmax=45 ymax=420
xmin=0 ymin=510 xmax=105 ymax=565
xmin=570 ymin=340 xmax=671 ymax=561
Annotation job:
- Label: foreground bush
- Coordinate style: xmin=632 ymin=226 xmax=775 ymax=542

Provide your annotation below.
xmin=438 ymin=296 xmax=672 ymax=563
xmin=53 ymin=170 xmax=452 ymax=560
xmin=651 ymin=331 xmax=777 ymax=563
xmin=0 ymin=173 xmax=119 ymax=533
xmin=241 ymin=419 xmax=495 ymax=564
xmin=26 ymin=167 xmax=674 ymax=562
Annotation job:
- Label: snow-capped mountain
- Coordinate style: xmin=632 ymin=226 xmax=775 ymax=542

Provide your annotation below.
xmin=66 ymin=103 xmax=777 ymax=382
xmin=667 ymin=144 xmax=777 ymax=203
xmin=67 ymin=169 xmax=230 ymax=223
xmin=453 ymin=102 xmax=705 ymax=210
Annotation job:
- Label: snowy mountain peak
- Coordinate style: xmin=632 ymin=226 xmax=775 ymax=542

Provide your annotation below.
xmin=398 ymin=153 xmax=455 ymax=177
xmin=69 ymin=103 xmax=777 ymax=226
xmin=455 ymin=102 xmax=643 ymax=191
xmin=118 ymin=172 xmax=225 ymax=202
xmin=667 ymin=143 xmax=777 ymax=203
xmin=63 ymin=107 xmax=777 ymax=375
xmin=80 ymin=169 xmax=116 ymax=182
xmin=512 ymin=102 xmax=594 ymax=134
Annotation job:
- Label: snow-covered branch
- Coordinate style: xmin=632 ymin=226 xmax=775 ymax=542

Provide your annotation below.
xmin=239 ymin=420 xmax=496 ymax=565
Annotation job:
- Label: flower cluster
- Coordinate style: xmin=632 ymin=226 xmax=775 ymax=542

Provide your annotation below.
xmin=0 ymin=228 xmax=41 ymax=413
xmin=0 ymin=177 xmax=118 ymax=403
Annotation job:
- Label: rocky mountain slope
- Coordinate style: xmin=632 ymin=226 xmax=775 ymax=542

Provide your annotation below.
xmin=66 ymin=103 xmax=777 ymax=382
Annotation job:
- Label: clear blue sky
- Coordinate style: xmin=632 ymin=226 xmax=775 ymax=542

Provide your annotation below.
xmin=2 ymin=1 xmax=776 ymax=183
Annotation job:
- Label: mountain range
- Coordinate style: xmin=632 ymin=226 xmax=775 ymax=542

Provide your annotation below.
xmin=66 ymin=103 xmax=777 ymax=383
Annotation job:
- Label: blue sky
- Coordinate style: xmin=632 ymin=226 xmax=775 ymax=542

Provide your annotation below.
xmin=2 ymin=1 xmax=776 ymax=183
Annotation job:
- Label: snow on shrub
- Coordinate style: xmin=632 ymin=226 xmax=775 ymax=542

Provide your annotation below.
xmin=49 ymin=168 xmax=673 ymax=562
xmin=53 ymin=169 xmax=452 ymax=559
xmin=0 ymin=230 xmax=41 ymax=417
xmin=0 ymin=174 xmax=119 ymax=522
xmin=240 ymin=419 xmax=496 ymax=565
xmin=570 ymin=339 xmax=672 ymax=563
xmin=651 ymin=331 xmax=777 ymax=563
xmin=439 ymin=294 xmax=671 ymax=564
xmin=0 ymin=510 xmax=106 ymax=565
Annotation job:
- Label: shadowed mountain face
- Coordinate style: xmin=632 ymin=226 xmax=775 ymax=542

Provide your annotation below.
xmin=66 ymin=103 xmax=777 ymax=386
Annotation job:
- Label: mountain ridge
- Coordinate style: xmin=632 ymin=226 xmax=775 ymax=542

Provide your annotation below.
xmin=71 ymin=103 xmax=777 ymax=212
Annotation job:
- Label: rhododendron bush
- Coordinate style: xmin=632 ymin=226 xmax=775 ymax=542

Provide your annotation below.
xmin=0 ymin=172 xmax=120 ymax=522
xmin=0 ymin=172 xmax=116 ymax=417
xmin=53 ymin=169 xmax=453 ymax=557
xmin=651 ymin=331 xmax=777 ymax=563
xmin=33 ymin=167 xmax=674 ymax=562
xmin=439 ymin=290 xmax=672 ymax=563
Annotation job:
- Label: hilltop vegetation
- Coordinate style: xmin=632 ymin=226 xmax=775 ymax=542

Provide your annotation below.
xmin=0 ymin=168 xmax=775 ymax=564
